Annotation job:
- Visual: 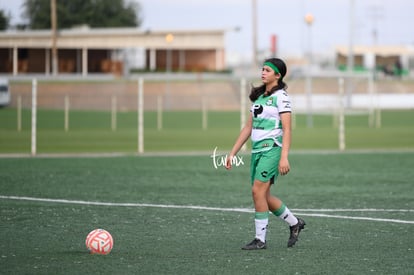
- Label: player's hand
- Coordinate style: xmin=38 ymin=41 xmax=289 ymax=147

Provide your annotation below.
xmin=225 ymin=155 xmax=234 ymax=170
xmin=278 ymin=158 xmax=290 ymax=176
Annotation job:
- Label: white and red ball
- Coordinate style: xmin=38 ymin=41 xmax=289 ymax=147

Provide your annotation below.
xmin=85 ymin=229 xmax=113 ymax=255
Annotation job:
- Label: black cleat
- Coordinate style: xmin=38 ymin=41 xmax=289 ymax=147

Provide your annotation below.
xmin=242 ymin=238 xmax=267 ymax=250
xmin=287 ymin=218 xmax=306 ymax=248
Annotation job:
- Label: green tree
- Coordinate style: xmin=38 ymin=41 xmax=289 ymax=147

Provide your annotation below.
xmin=0 ymin=10 xmax=10 ymax=30
xmin=23 ymin=0 xmax=142 ymax=29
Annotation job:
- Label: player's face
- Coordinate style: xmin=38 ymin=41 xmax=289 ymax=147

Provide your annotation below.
xmin=261 ymin=65 xmax=279 ymax=85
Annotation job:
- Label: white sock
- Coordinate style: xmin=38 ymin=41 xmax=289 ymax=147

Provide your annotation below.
xmin=273 ymin=204 xmax=298 ymax=226
xmin=255 ymin=218 xmax=268 ymax=242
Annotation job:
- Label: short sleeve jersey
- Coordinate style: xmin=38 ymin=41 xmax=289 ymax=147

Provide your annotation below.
xmin=250 ymin=89 xmax=292 ymax=153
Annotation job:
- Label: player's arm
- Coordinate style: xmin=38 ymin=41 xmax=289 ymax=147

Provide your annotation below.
xmin=279 ymin=111 xmax=291 ymax=175
xmin=226 ymin=115 xmax=252 ymax=170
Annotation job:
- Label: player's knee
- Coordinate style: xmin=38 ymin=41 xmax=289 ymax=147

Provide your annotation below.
xmin=252 ymin=180 xmax=269 ymax=199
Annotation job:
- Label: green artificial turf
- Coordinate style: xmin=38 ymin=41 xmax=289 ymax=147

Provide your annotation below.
xmin=0 ymin=152 xmax=413 ymax=274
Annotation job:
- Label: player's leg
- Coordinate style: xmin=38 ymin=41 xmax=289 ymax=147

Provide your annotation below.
xmin=242 ymin=152 xmax=272 ymax=250
xmin=268 ymin=193 xmax=298 ymax=226
xmin=267 ymin=186 xmax=306 ymax=247
xmin=242 ymin=179 xmax=270 ymax=250
xmin=264 ymin=146 xmax=306 ymax=247
xmin=252 ymin=179 xmax=271 ymax=239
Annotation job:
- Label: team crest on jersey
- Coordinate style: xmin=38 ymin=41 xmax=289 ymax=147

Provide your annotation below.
xmin=266 ymin=97 xmax=274 ymax=106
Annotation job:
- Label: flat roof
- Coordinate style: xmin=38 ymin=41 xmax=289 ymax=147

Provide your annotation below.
xmin=0 ymin=27 xmax=226 ymax=49
xmin=336 ymin=45 xmax=414 ymax=56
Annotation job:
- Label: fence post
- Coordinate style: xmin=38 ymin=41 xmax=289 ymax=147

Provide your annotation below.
xmin=338 ymin=78 xmax=346 ymax=151
xmin=240 ymin=78 xmax=247 ymax=152
xmin=374 ymin=79 xmax=381 ymax=129
xmin=31 ymin=79 xmax=37 ymax=156
xmin=202 ymin=97 xmax=208 ymax=130
xmin=138 ymin=78 xmax=144 ymax=154
xmin=375 ymin=108 xmax=382 ymax=129
xmin=368 ymin=73 xmax=375 ymax=128
xmin=111 ymin=95 xmax=117 ymax=131
xmin=17 ymin=95 xmax=22 ymax=132
xmin=64 ymin=95 xmax=69 ymax=132
xmin=157 ymin=95 xmax=163 ymax=131
xmin=240 ymin=78 xmax=246 ymax=130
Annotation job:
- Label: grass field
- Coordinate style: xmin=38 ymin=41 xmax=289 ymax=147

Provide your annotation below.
xmin=0 ymin=108 xmax=413 ymax=153
xmin=0 ymin=152 xmax=413 ymax=274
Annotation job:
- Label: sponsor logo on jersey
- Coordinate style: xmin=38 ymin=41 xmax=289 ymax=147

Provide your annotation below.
xmin=266 ymin=98 xmax=274 ymax=106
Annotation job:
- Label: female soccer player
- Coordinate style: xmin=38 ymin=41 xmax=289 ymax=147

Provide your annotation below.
xmin=225 ymin=57 xmax=305 ymax=249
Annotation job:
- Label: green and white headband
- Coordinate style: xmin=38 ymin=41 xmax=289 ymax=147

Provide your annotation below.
xmin=263 ymin=61 xmax=280 ymax=74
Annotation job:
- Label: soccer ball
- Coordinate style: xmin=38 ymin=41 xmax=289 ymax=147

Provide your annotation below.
xmin=85 ymin=229 xmax=113 ymax=255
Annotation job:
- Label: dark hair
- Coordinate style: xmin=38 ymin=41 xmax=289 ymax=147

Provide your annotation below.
xmin=249 ymin=58 xmax=288 ymax=102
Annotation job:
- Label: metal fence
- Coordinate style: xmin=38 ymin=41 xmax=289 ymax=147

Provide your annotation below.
xmin=3 ymin=73 xmax=414 ymax=155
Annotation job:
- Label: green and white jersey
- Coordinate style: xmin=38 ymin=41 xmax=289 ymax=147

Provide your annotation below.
xmin=250 ymin=89 xmax=291 ymax=153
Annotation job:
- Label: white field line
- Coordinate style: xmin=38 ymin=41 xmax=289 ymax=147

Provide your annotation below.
xmin=292 ymin=213 xmax=414 ymax=224
xmin=1 ymin=195 xmax=413 ymax=224
xmin=293 ymin=208 xmax=414 ymax=212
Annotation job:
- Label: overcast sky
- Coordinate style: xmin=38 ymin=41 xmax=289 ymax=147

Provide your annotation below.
xmin=1 ymin=0 xmax=412 ymax=63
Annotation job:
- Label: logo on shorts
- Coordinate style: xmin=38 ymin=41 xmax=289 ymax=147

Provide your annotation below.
xmin=261 ymin=171 xmax=268 ymax=178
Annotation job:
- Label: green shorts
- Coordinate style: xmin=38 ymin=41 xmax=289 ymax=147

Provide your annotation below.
xmin=250 ymin=146 xmax=281 ymax=185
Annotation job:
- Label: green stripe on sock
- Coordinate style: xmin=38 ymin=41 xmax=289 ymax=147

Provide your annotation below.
xmin=255 ymin=211 xmax=269 ymax=220
xmin=272 ymin=204 xmax=286 ymax=217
